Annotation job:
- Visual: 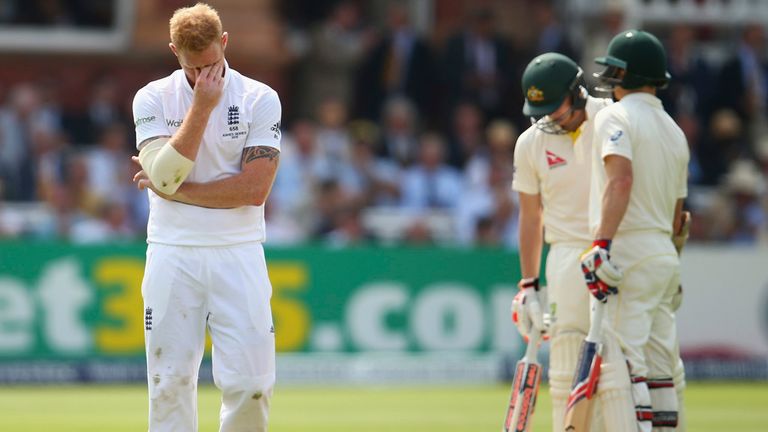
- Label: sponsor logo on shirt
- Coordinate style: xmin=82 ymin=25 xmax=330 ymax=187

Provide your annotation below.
xmin=270 ymin=121 xmax=281 ymax=139
xmin=546 ymin=150 xmax=567 ymax=168
xmin=610 ymin=130 xmax=624 ymax=142
xmin=135 ymin=116 xmax=155 ymax=127
xmin=145 ymin=307 xmax=153 ymax=330
xmin=167 ymin=119 xmax=183 ymax=128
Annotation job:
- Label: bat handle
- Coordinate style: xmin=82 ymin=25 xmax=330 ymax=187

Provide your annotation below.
xmin=585 ymin=299 xmax=605 ymax=343
xmin=523 ymin=331 xmax=541 ymax=361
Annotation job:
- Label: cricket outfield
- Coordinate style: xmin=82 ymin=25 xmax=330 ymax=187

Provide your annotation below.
xmin=0 ymin=382 xmax=766 ymax=431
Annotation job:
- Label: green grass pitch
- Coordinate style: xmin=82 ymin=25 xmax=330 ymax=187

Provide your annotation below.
xmin=1 ymin=382 xmax=766 ymax=431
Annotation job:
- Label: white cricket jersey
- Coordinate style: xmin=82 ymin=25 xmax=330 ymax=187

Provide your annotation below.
xmin=512 ymin=96 xmax=612 ymax=244
xmin=589 ymin=92 xmax=689 ymax=238
xmin=132 ymin=65 xmax=281 ymax=246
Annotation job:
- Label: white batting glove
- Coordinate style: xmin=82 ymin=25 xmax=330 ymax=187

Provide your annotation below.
xmin=581 ymin=239 xmax=622 ymax=302
xmin=511 ymin=277 xmax=548 ymax=340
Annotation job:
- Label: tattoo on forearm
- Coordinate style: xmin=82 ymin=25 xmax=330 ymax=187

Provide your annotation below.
xmin=242 ymin=146 xmax=280 ymax=164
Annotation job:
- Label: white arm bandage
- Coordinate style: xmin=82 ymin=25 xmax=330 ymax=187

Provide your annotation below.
xmin=138 ymin=138 xmax=195 ymax=195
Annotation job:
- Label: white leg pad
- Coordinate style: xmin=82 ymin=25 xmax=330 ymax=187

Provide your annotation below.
xmin=549 ymin=332 xmax=584 ymax=431
xmin=597 ymin=388 xmax=637 ymax=432
xmin=589 ymin=333 xmax=635 ymax=431
xmin=648 ymin=377 xmax=678 ymax=431
xmin=672 ymin=358 xmax=686 ymax=432
xmin=631 ymin=376 xmax=653 ymax=432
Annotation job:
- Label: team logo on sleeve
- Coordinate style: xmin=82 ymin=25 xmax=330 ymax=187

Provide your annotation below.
xmin=227 ymin=105 xmax=240 ymax=125
xmin=270 ymin=121 xmax=281 ymax=139
xmin=546 ymin=150 xmax=567 ymax=168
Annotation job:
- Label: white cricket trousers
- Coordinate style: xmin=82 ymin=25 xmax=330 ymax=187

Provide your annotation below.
xmin=609 ymin=232 xmax=681 ymax=382
xmin=546 ymin=243 xmax=608 ymax=432
xmin=142 ymin=242 xmax=276 ymax=432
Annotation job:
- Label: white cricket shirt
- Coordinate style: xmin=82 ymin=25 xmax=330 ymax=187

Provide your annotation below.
xmin=513 ymin=96 xmax=612 ymax=244
xmin=132 ymin=65 xmax=281 ymax=246
xmin=589 ymin=92 xmax=689 ymax=238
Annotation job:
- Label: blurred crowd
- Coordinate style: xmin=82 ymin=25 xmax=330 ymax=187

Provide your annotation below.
xmin=0 ymin=1 xmax=767 ymax=247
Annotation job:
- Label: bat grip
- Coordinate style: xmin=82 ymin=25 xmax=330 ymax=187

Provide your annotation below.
xmin=524 ymin=331 xmax=541 ymax=361
xmin=585 ymin=299 xmax=605 ymax=343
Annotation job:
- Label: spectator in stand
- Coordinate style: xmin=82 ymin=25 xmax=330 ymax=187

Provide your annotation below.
xmin=315 ymin=97 xmax=353 ymax=171
xmin=661 ymin=25 xmax=715 ymax=123
xmin=402 ymin=218 xmax=435 ymax=245
xmin=376 ymin=97 xmax=420 ymax=167
xmin=703 ymin=108 xmax=750 ymax=185
xmin=84 ymin=122 xmax=132 ymax=202
xmin=465 ymin=119 xmax=516 ymax=192
xmin=271 ymin=119 xmax=326 ymax=240
xmin=722 ymin=159 xmax=766 ymax=244
xmin=86 ymin=77 xmax=128 ymax=143
xmin=446 ymin=102 xmax=485 ymax=169
xmin=0 ymin=82 xmax=60 ymax=201
xmin=324 ymin=202 xmax=374 ymax=247
xmin=532 ymin=0 xmax=579 ymax=61
xmin=70 ymin=198 xmax=136 ymax=244
xmin=661 ymin=26 xmax=715 ymax=188
xmin=62 ymin=152 xmax=101 ymax=218
xmin=34 ymin=128 xmax=71 ymax=202
xmin=340 ymin=120 xmax=401 ymax=207
xmin=354 ymin=1 xmax=435 ymax=124
xmin=313 ymin=178 xmax=354 ymax=238
xmin=456 ymin=120 xmax=518 ymax=248
xmin=62 ymin=76 xmax=127 ymax=145
xmin=32 ymin=183 xmax=84 ymax=240
xmin=442 ymin=7 xmax=516 ymax=123
xmin=579 ymin=0 xmax=625 ymax=88
xmin=399 ymin=132 xmax=462 ymax=210
xmin=715 ymin=23 xmax=768 ymax=134
xmin=293 ymin=1 xmax=371 ymax=118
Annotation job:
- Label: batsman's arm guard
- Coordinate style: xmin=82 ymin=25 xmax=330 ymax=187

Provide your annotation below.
xmin=138 ymin=137 xmax=195 ymax=195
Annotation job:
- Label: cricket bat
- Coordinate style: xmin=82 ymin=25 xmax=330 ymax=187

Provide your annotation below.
xmin=563 ymin=300 xmax=606 ymax=431
xmin=502 ymin=330 xmax=542 ymax=432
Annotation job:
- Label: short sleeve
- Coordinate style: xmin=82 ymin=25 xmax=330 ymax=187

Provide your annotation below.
xmin=132 ymin=86 xmax=170 ymax=149
xmin=245 ymin=89 xmax=282 ymax=150
xmin=596 ymin=110 xmax=632 ymax=161
xmin=512 ymin=133 xmax=540 ymax=195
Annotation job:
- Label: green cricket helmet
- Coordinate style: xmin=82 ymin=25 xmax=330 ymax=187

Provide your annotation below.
xmin=594 ymin=29 xmax=671 ymax=90
xmin=521 ymin=52 xmax=586 ymax=134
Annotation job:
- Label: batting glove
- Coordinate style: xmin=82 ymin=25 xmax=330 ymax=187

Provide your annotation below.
xmin=511 ymin=277 xmax=549 ymax=340
xmin=580 ymin=239 xmax=622 ymax=302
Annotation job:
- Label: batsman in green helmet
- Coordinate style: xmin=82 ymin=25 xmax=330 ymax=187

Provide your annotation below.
xmin=512 ymin=51 xmax=629 ymax=431
xmin=586 ymin=29 xmax=690 ymax=431
xmin=521 ymin=52 xmax=588 ymax=134
xmin=593 ymin=29 xmax=671 ymax=92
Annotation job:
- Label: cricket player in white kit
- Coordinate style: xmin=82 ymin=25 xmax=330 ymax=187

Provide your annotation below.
xmin=585 ymin=29 xmax=689 ymax=431
xmin=131 ymin=4 xmax=281 ymax=431
xmin=511 ymin=52 xmax=639 ymax=431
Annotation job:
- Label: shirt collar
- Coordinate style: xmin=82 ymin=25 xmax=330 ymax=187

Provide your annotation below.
xmin=621 ymin=92 xmax=663 ymax=108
